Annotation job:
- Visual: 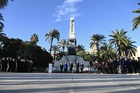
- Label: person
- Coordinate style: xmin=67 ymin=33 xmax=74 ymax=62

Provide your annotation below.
xmin=6 ymin=57 xmax=10 ymax=72
xmin=64 ymin=62 xmax=68 ymax=73
xmin=112 ymin=58 xmax=118 ymax=74
xmin=131 ymin=57 xmax=137 ymax=73
xmin=95 ymin=61 xmax=98 ymax=72
xmin=105 ymin=61 xmax=109 ymax=73
xmin=80 ymin=63 xmax=84 ymax=73
xmin=60 ymin=62 xmax=63 ymax=73
xmin=101 ymin=62 xmax=105 ymax=73
xmin=119 ymin=56 xmax=126 ymax=74
xmin=0 ymin=59 xmax=2 ymax=71
xmin=76 ymin=61 xmax=79 ymax=73
xmin=16 ymin=57 xmax=21 ymax=72
xmin=138 ymin=57 xmax=140 ymax=73
xmin=108 ymin=60 xmax=113 ymax=74
xmin=69 ymin=62 xmax=73 ymax=73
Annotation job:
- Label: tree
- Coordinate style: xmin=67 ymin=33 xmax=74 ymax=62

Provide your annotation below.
xmin=82 ymin=53 xmax=96 ymax=67
xmin=33 ymin=46 xmax=53 ymax=70
xmin=77 ymin=44 xmax=85 ymax=56
xmin=0 ymin=15 xmax=7 ymax=56
xmin=0 ymin=13 xmax=7 ymax=47
xmin=0 ymin=37 xmax=53 ymax=70
xmin=100 ymin=43 xmax=116 ymax=61
xmin=0 ymin=0 xmax=13 ymax=9
xmin=45 ymin=29 xmax=60 ymax=54
xmin=30 ymin=33 xmax=39 ymax=45
xmin=0 ymin=23 xmax=5 ymax=42
xmin=16 ymin=41 xmax=36 ymax=60
xmin=51 ymin=45 xmax=60 ymax=62
xmin=77 ymin=44 xmax=85 ymax=52
xmin=0 ymin=13 xmax=4 ymax=32
xmin=90 ymin=34 xmax=106 ymax=62
xmin=123 ymin=38 xmax=137 ymax=57
xmin=58 ymin=39 xmax=67 ymax=52
xmin=109 ymin=29 xmax=128 ymax=57
xmin=132 ymin=3 xmax=140 ymax=31
xmin=55 ymin=51 xmax=66 ymax=60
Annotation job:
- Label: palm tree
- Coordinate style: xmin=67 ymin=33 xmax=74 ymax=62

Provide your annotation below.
xmin=77 ymin=44 xmax=85 ymax=52
xmin=77 ymin=44 xmax=85 ymax=56
xmin=0 ymin=13 xmax=4 ymax=32
xmin=16 ymin=42 xmax=36 ymax=60
xmin=45 ymin=29 xmax=60 ymax=54
xmin=0 ymin=0 xmax=13 ymax=9
xmin=109 ymin=29 xmax=128 ymax=57
xmin=100 ymin=43 xmax=116 ymax=62
xmin=0 ymin=13 xmax=3 ymax=20
xmin=0 ymin=13 xmax=6 ymax=47
xmin=58 ymin=39 xmax=67 ymax=52
xmin=56 ymin=51 xmax=65 ymax=60
xmin=30 ymin=33 xmax=39 ymax=45
xmin=124 ymin=38 xmax=137 ymax=57
xmin=51 ymin=45 xmax=60 ymax=61
xmin=90 ymin=34 xmax=106 ymax=62
xmin=83 ymin=53 xmax=96 ymax=66
xmin=132 ymin=3 xmax=140 ymax=31
xmin=0 ymin=24 xmax=5 ymax=41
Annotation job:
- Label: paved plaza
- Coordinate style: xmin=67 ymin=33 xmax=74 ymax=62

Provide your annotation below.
xmin=0 ymin=73 xmax=140 ymax=93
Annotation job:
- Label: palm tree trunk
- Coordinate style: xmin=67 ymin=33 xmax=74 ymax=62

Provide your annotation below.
xmin=54 ymin=51 xmax=56 ymax=61
xmin=97 ymin=44 xmax=100 ymax=62
xmin=62 ymin=46 xmax=64 ymax=52
xmin=118 ymin=45 xmax=121 ymax=57
xmin=50 ymin=38 xmax=53 ymax=54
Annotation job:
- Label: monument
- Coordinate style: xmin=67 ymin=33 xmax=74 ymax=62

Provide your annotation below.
xmin=67 ymin=17 xmax=76 ymax=55
xmin=53 ymin=17 xmax=89 ymax=72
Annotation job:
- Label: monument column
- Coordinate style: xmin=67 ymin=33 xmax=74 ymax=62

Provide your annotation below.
xmin=67 ymin=17 xmax=77 ymax=55
xmin=68 ymin=17 xmax=76 ymax=45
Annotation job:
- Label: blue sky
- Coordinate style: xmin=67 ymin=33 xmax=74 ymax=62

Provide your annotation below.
xmin=1 ymin=0 xmax=140 ymax=51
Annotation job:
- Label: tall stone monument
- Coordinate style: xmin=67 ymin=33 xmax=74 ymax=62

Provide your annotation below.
xmin=67 ymin=17 xmax=77 ymax=55
xmin=53 ymin=17 xmax=89 ymax=72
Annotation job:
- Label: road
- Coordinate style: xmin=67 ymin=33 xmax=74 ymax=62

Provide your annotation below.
xmin=0 ymin=73 xmax=140 ymax=93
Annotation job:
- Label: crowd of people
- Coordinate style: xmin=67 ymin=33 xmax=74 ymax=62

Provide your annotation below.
xmin=99 ymin=56 xmax=140 ymax=74
xmin=1 ymin=56 xmax=140 ymax=74
xmin=59 ymin=61 xmax=84 ymax=73
xmin=0 ymin=57 xmax=33 ymax=72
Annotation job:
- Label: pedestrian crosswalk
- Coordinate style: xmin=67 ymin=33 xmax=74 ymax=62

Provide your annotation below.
xmin=0 ymin=73 xmax=140 ymax=93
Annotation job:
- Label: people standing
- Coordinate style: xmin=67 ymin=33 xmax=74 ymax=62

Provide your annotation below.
xmin=101 ymin=62 xmax=105 ymax=73
xmin=76 ymin=61 xmax=79 ymax=73
xmin=112 ymin=58 xmax=118 ymax=74
xmin=80 ymin=63 xmax=84 ymax=73
xmin=69 ymin=62 xmax=73 ymax=73
xmin=138 ymin=57 xmax=140 ymax=73
xmin=16 ymin=57 xmax=21 ymax=72
xmin=60 ymin=62 xmax=63 ymax=73
xmin=6 ymin=57 xmax=9 ymax=72
xmin=0 ymin=59 xmax=2 ymax=71
xmin=119 ymin=56 xmax=126 ymax=74
xmin=64 ymin=62 xmax=68 ymax=73
xmin=131 ymin=57 xmax=137 ymax=73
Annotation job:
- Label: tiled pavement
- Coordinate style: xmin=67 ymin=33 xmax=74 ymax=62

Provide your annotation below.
xmin=0 ymin=73 xmax=140 ymax=93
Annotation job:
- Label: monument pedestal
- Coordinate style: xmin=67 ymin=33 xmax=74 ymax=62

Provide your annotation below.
xmin=53 ymin=55 xmax=90 ymax=72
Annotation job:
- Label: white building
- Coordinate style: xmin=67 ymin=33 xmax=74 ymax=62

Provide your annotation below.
xmin=87 ymin=45 xmax=97 ymax=55
xmin=134 ymin=46 xmax=140 ymax=59
xmin=137 ymin=46 xmax=140 ymax=57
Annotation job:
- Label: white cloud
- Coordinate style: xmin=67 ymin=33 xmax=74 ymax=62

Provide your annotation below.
xmin=53 ymin=0 xmax=83 ymax=22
